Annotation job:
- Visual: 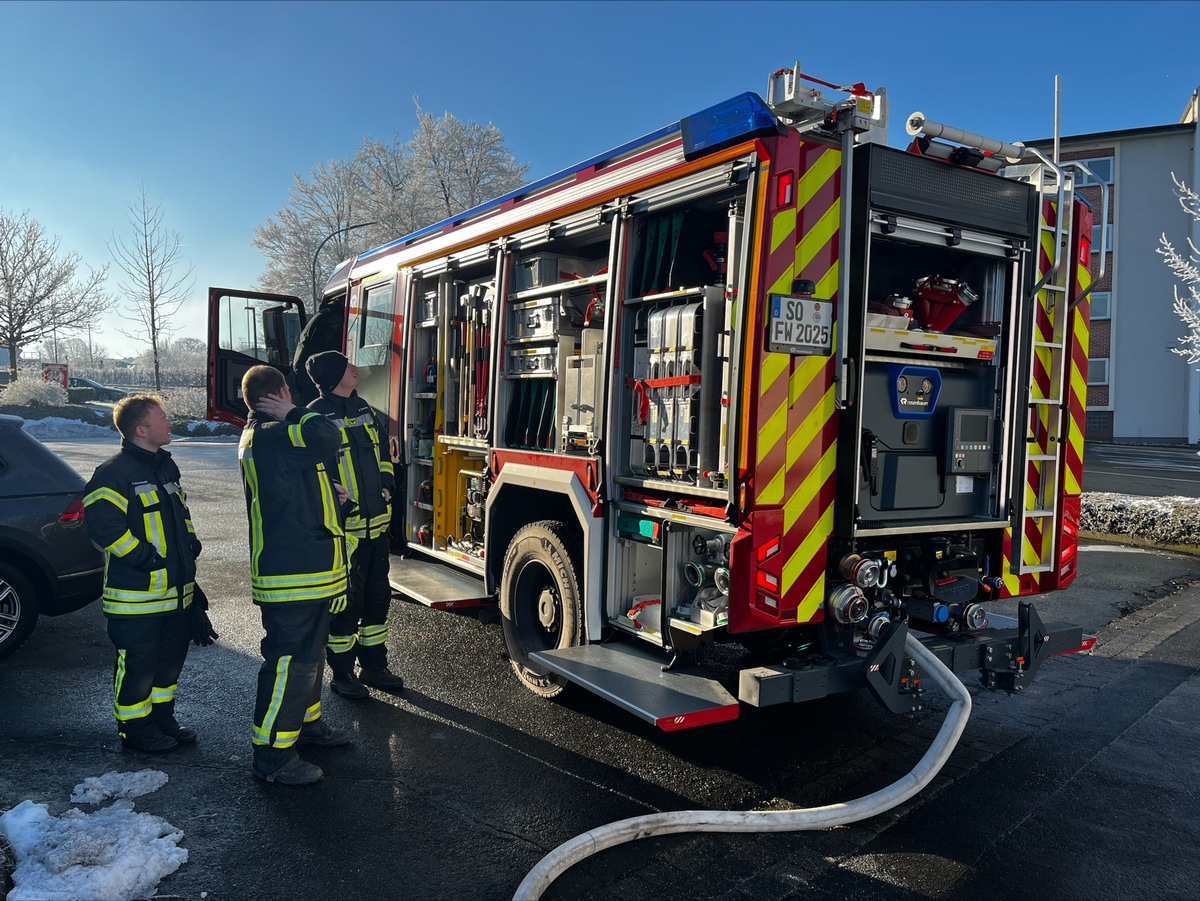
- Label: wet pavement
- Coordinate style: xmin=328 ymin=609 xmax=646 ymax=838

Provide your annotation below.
xmin=0 ymin=438 xmax=1196 ymax=900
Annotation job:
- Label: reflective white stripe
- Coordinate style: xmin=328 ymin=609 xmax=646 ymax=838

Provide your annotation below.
xmin=85 ymin=487 xmax=128 ymax=514
xmin=144 ymin=511 xmax=166 ymax=555
xmin=107 ymin=530 xmax=140 ymax=557
xmin=253 ymin=655 xmax=291 ymax=747
xmin=151 ymin=684 xmax=178 ymax=703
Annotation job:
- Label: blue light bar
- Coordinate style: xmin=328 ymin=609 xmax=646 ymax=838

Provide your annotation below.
xmin=680 ymin=92 xmax=786 ymax=161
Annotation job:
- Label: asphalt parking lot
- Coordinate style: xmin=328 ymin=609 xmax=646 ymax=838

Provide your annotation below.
xmin=1 ymin=437 xmax=1197 ymax=900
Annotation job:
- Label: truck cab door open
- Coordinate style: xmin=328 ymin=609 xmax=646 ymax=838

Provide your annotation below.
xmin=207 ymin=288 xmax=308 ymax=425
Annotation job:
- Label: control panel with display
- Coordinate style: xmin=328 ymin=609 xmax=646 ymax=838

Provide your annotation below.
xmin=945 ymin=407 xmax=995 ymax=474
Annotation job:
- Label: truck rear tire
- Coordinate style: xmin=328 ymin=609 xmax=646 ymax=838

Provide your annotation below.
xmin=499 ymin=520 xmax=583 ymax=698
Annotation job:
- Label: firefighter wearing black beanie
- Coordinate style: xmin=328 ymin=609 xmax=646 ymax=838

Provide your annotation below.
xmin=305 ymin=351 xmax=349 ymax=396
xmin=304 ymin=352 xmax=403 ymax=699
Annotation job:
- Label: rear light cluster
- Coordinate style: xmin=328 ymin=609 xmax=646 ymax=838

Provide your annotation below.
xmin=755 ymin=535 xmax=781 ymax=615
xmin=59 ymin=496 xmax=86 ymax=522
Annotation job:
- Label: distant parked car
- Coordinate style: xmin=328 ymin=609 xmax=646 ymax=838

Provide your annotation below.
xmin=0 ymin=414 xmax=104 ymax=661
xmin=68 ymin=377 xmax=128 ymax=402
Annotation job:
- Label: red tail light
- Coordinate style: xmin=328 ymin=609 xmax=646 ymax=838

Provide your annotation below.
xmin=60 ymin=496 xmax=86 ymax=522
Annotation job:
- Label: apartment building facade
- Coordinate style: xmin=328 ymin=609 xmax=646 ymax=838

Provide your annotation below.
xmin=1029 ymin=89 xmax=1199 ymax=445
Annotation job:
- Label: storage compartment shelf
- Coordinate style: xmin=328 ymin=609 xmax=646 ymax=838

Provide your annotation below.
xmin=510 ymin=273 xmax=608 ymax=302
xmin=856 ymin=516 xmax=1009 ymax=536
xmin=617 ymin=476 xmax=729 ymax=502
xmin=625 ymin=285 xmax=713 ymax=306
xmin=437 ymin=435 xmax=489 ymax=451
xmin=865 ymin=327 xmax=998 ymax=361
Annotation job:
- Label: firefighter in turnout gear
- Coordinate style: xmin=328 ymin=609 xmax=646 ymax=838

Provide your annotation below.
xmin=305 ymin=351 xmax=403 ymax=698
xmin=83 ymin=395 xmax=205 ymax=754
xmin=238 ymin=365 xmax=354 ymax=786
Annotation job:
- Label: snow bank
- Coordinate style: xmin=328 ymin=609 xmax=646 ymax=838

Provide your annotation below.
xmin=23 ymin=417 xmax=115 ymax=440
xmin=1081 ymin=493 xmax=1200 ymax=548
xmin=0 ymin=771 xmax=186 ymax=901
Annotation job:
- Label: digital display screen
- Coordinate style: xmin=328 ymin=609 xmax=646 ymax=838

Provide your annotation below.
xmin=960 ymin=413 xmax=991 ymax=442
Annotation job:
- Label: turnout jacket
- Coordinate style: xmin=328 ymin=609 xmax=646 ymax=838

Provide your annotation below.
xmin=83 ymin=440 xmax=198 ymax=616
xmin=307 ymin=392 xmax=395 ymax=540
xmin=239 ymin=405 xmax=348 ymax=604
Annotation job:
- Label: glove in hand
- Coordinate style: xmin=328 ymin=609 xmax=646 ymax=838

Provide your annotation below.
xmin=329 ymin=594 xmax=348 ymax=615
xmin=190 ymin=584 xmax=217 ymax=646
xmin=192 ymin=607 xmax=219 ymax=647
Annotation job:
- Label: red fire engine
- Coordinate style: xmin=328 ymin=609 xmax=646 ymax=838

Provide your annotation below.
xmin=209 ymin=63 xmax=1102 ymax=730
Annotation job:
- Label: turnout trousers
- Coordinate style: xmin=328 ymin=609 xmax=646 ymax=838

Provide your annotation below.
xmin=327 ymin=533 xmax=393 ymax=673
xmin=107 ymin=610 xmax=192 ymax=738
xmin=253 ymin=601 xmax=329 ymax=771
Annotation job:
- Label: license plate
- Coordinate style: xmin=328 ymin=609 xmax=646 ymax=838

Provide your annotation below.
xmin=767 ymin=294 xmax=833 ymax=356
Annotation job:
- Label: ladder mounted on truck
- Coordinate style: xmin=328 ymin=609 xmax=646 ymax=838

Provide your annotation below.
xmin=905 ymin=113 xmax=1085 ymax=577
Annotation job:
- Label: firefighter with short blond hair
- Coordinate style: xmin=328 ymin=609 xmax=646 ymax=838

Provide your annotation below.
xmin=84 ymin=394 xmax=213 ymax=753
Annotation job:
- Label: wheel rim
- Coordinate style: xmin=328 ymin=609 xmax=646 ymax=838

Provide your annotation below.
xmin=514 ymin=559 xmax=562 ymax=652
xmin=0 ymin=578 xmax=20 ymax=642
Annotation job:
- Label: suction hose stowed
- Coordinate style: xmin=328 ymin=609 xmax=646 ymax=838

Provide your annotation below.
xmin=514 ymin=632 xmax=972 ymax=901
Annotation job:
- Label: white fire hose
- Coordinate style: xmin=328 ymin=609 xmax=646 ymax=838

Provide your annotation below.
xmin=514 ymin=632 xmax=972 ymax=900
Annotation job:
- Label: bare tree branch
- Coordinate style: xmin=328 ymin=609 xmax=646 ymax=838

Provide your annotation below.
xmin=108 ymin=185 xmax=195 ymax=390
xmin=253 ymin=103 xmax=528 ymax=313
xmin=1158 ymin=173 xmax=1200 ymax=366
xmin=0 ymin=209 xmax=111 ymax=380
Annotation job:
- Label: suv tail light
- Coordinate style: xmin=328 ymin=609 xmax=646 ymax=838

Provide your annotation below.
xmin=59 ymin=496 xmax=86 ymax=522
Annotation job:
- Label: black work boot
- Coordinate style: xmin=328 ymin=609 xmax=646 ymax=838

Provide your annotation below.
xmin=155 ymin=710 xmax=198 ymax=744
xmin=120 ymin=721 xmax=178 ymax=754
xmin=360 ymin=666 xmax=404 ymax=693
xmin=297 ymin=718 xmax=352 ymax=747
xmin=253 ymin=750 xmax=323 ymax=785
xmin=330 ymin=670 xmax=369 ymax=700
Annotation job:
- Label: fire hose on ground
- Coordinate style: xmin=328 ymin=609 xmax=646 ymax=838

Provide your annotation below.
xmin=513 ymin=632 xmax=973 ymax=900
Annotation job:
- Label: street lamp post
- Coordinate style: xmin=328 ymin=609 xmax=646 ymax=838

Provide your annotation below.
xmin=310 ymin=221 xmax=378 ymax=312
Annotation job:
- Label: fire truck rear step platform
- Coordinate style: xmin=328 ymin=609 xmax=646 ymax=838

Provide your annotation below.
xmin=532 ymin=642 xmax=740 ymax=731
xmin=741 ymin=613 xmax=1090 ymax=715
xmin=389 ymin=556 xmax=489 ymax=609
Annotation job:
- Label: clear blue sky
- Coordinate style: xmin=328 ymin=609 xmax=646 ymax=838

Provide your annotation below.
xmin=1 ymin=0 xmax=1197 ymax=359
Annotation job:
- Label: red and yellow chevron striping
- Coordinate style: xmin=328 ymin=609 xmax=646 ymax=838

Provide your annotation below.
xmin=752 ymin=141 xmax=842 ymax=624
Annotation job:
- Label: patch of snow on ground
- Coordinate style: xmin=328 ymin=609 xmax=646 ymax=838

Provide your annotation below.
xmin=22 ymin=417 xmax=115 ymax=440
xmin=0 ymin=772 xmax=186 ymax=901
xmin=70 ymin=770 xmax=170 ymax=805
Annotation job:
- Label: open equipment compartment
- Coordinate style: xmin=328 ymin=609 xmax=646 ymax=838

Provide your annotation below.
xmin=841 ymin=143 xmax=1037 ymax=537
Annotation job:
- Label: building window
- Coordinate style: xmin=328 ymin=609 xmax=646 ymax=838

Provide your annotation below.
xmin=1091 ymin=223 xmax=1113 ymax=254
xmin=1088 ymin=357 xmax=1110 ymax=386
xmin=1073 ymin=157 xmax=1113 ymax=185
xmin=1090 ymin=291 xmax=1111 ymax=319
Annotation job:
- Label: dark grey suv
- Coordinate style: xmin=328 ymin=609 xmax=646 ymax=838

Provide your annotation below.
xmin=0 ymin=414 xmax=104 ymax=660
xmin=67 ymin=376 xmax=128 ymax=402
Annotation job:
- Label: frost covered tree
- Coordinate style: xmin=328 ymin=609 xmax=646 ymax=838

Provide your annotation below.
xmin=109 ymin=186 xmax=195 ymax=391
xmin=409 ymin=100 xmax=529 ymax=220
xmin=253 ymin=159 xmax=374 ymax=312
xmin=254 ymin=103 xmax=528 ymax=312
xmin=1157 ymin=173 xmax=1200 ymax=366
xmin=0 ymin=210 xmax=110 ymax=382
